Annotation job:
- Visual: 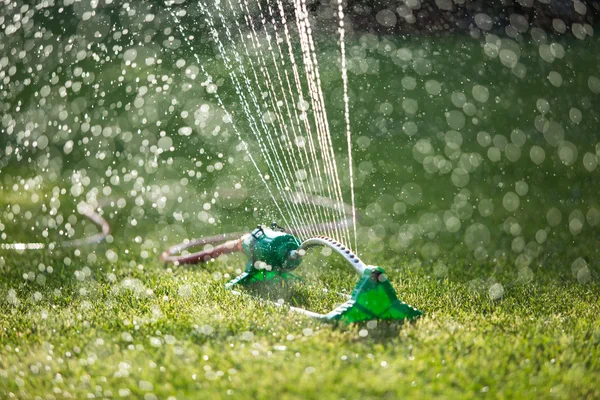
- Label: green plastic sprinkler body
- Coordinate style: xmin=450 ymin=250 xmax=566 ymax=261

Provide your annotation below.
xmin=225 ymin=224 xmax=301 ymax=289
xmin=321 ymin=266 xmax=423 ymax=323
xmin=225 ymin=226 xmax=422 ymax=323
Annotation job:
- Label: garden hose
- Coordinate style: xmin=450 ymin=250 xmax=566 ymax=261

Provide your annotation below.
xmin=160 ymin=193 xmax=356 ymax=265
xmin=160 ymin=232 xmax=245 ymax=265
xmin=0 ymin=203 xmax=111 ymax=251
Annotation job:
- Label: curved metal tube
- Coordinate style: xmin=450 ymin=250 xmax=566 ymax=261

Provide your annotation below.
xmin=299 ymin=236 xmax=368 ymax=275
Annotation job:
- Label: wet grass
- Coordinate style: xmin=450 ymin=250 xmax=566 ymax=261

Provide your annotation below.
xmin=1 ymin=240 xmax=599 ymax=399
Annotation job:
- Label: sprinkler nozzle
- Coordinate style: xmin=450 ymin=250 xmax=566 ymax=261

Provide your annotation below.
xmin=270 ymin=221 xmax=285 ymax=231
xmin=241 ymin=226 xmax=302 ymax=272
xmin=287 ymin=249 xmax=301 ymax=261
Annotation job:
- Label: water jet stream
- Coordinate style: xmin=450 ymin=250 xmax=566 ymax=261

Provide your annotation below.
xmin=169 ymin=0 xmax=357 ymax=246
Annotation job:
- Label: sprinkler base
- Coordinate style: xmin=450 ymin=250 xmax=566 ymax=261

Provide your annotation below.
xmin=162 ymin=223 xmax=423 ymax=323
xmin=323 ymin=267 xmax=422 ymax=323
xmin=226 ymin=231 xmax=423 ymax=323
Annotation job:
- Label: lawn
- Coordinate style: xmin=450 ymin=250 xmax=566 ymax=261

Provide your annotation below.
xmin=1 ymin=225 xmax=599 ymax=399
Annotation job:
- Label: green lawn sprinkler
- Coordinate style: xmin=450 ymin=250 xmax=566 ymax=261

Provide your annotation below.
xmin=225 ymin=223 xmax=302 ymax=289
xmin=225 ymin=224 xmax=422 ymax=323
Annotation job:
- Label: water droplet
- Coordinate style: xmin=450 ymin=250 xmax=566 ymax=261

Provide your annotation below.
xmin=474 ymin=13 xmax=493 ymax=31
xmin=403 ymin=121 xmax=418 ymax=136
xmin=489 ymin=283 xmax=504 ymax=300
xmin=400 ymin=183 xmax=422 ymax=205
xmin=472 ymin=85 xmax=489 ymax=103
xmin=402 ymin=98 xmax=418 ymax=114
xmin=477 ymin=131 xmax=492 ymax=147
xmin=446 ymin=110 xmax=466 ymax=130
xmin=401 ymin=76 xmax=417 ymax=90
xmin=499 ymin=49 xmax=518 ymax=68
xmin=547 ymin=208 xmax=562 ymax=226
xmin=588 ymin=76 xmax=600 ymax=94
xmin=451 ymin=92 xmax=467 ymax=108
xmin=178 ymin=284 xmax=192 ymax=298
xmin=375 ymin=10 xmax=397 ymax=27
xmin=530 ymin=145 xmax=546 ymax=164
xmin=503 ymin=192 xmax=520 ymax=212
xmin=425 ymin=79 xmax=441 ymax=95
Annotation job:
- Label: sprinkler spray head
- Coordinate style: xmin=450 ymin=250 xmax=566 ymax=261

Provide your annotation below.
xmin=270 ymin=221 xmax=285 ymax=232
xmin=225 ymin=225 xmax=302 ymax=289
xmin=242 ymin=225 xmax=301 ymax=272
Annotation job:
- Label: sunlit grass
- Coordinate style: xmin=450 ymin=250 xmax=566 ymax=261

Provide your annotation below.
xmin=1 ymin=239 xmax=599 ymax=399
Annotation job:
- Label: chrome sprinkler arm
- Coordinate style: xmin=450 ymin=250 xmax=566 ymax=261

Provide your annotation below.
xmin=299 ymin=236 xmax=368 ymax=275
xmin=279 ymin=234 xmax=422 ymax=323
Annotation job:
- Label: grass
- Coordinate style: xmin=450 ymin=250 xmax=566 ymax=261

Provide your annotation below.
xmin=1 ymin=239 xmax=599 ymax=399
